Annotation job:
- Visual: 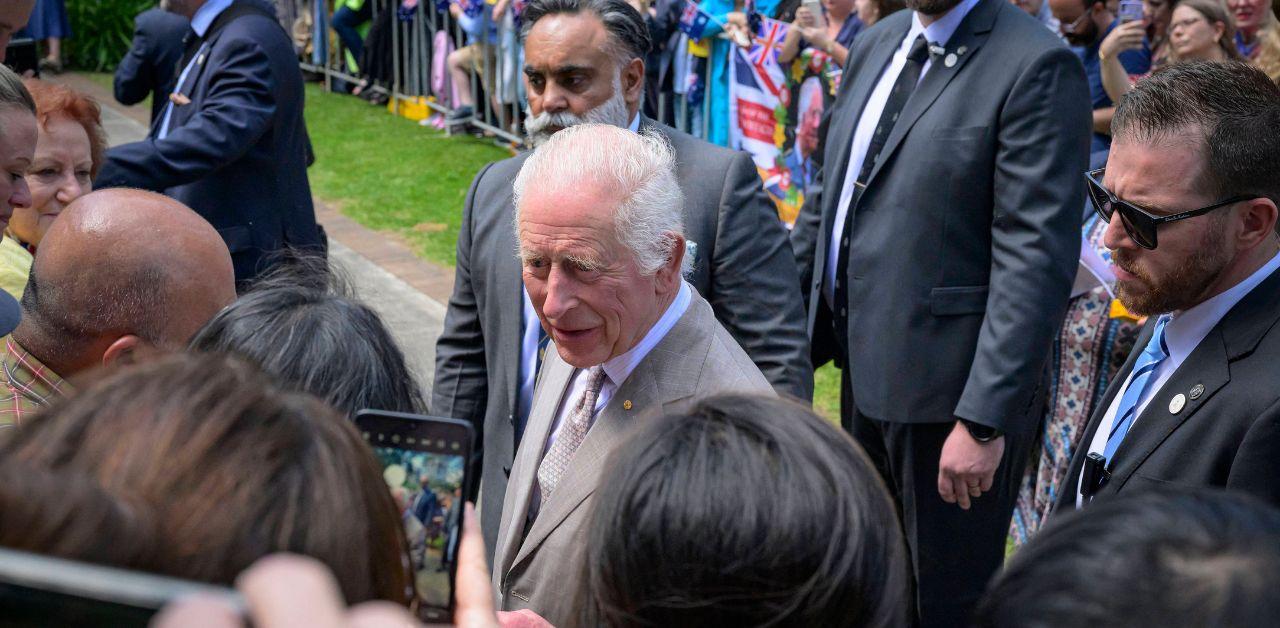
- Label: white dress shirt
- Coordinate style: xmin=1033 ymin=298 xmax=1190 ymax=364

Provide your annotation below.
xmin=158 ymin=0 xmax=234 ymax=140
xmin=823 ymin=0 xmax=980 ymax=307
xmin=1075 ymin=249 xmax=1280 ymax=507
xmin=517 ymin=112 xmax=645 ymax=425
xmin=527 ymin=280 xmax=691 ymax=518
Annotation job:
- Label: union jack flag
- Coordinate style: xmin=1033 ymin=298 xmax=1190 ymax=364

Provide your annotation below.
xmin=747 ymin=17 xmax=789 ymax=96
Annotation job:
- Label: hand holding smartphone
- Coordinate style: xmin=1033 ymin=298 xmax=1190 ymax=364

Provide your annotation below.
xmin=1118 ymin=0 xmax=1143 ymax=23
xmin=801 ymin=0 xmax=827 ymax=30
xmin=355 ymin=410 xmax=476 ymax=624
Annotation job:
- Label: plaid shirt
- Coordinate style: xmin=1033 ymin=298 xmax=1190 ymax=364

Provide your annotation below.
xmin=0 ymin=336 xmax=67 ymax=429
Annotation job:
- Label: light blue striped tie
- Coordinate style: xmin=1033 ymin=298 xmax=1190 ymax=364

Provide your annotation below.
xmin=1102 ymin=314 xmax=1171 ymax=466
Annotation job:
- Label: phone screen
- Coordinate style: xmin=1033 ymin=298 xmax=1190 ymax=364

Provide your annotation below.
xmin=1118 ymin=0 xmax=1143 ymax=22
xmin=356 ymin=412 xmax=473 ymax=623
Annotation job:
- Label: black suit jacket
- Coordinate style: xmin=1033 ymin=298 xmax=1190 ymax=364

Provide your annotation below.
xmin=1054 ymin=265 xmax=1280 ymax=512
xmin=114 ymin=8 xmax=191 ymax=124
xmin=96 ymin=0 xmax=322 ymax=284
xmin=790 ymin=0 xmax=1091 ymax=433
xmin=431 ymin=118 xmax=813 ymax=560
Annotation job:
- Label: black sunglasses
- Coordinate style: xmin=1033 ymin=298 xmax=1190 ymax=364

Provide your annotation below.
xmin=1085 ymin=168 xmax=1255 ymax=250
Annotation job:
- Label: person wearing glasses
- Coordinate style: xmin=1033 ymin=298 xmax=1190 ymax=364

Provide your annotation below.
xmin=1054 ymin=60 xmax=1280 ymax=514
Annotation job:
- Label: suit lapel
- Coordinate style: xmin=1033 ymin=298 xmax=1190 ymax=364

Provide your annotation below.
xmin=505 ymin=294 xmax=710 ymax=571
xmin=865 ymin=0 xmax=998 ymax=187
xmin=821 ymin=27 xmax=905 ymax=235
xmin=1103 ymin=328 xmax=1230 ymax=493
xmin=494 ymin=353 xmax=574 ymax=579
xmin=500 ymin=179 xmax=525 ymax=439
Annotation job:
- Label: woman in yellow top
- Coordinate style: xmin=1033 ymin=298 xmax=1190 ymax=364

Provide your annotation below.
xmin=0 ymin=79 xmax=105 ymax=299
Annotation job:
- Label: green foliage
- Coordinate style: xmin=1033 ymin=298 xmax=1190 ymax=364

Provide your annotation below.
xmin=66 ymin=0 xmax=155 ymax=72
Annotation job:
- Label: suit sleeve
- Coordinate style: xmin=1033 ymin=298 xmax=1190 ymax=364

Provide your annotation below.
xmin=710 ymin=152 xmax=814 ymax=401
xmin=114 ymin=15 xmax=155 ymax=106
xmin=953 ymin=46 xmax=1091 ymax=434
xmin=1226 ymin=397 xmax=1280 ymax=507
xmin=95 ymin=32 xmax=277 ymax=193
xmin=431 ymin=164 xmax=493 ymax=461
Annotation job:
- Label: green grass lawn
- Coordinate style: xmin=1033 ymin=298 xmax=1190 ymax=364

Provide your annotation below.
xmin=303 ymin=84 xmax=511 ymax=266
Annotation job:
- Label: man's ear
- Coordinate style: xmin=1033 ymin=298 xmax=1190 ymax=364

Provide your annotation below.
xmin=1238 ymin=197 xmax=1280 ymax=250
xmin=622 ymin=57 xmax=646 ymax=111
xmin=102 ymin=335 xmax=152 ymax=368
xmin=655 ymin=233 xmax=686 ymax=292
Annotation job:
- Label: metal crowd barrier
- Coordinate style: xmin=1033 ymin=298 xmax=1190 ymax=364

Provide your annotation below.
xmin=287 ymin=0 xmax=717 ymax=148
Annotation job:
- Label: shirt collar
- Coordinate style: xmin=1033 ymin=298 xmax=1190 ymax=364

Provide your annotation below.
xmin=909 ymin=0 xmax=981 ymax=49
xmin=601 ymin=281 xmax=691 ymax=387
xmin=191 ymin=0 xmax=236 ymax=37
xmin=1163 ymin=248 xmax=1280 ymax=365
xmin=628 ymin=113 xmax=641 ymax=133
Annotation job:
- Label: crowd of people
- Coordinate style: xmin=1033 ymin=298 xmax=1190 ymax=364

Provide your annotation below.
xmin=1 ymin=0 xmax=1279 ymax=626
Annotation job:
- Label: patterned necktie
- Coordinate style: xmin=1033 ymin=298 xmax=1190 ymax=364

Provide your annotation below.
xmin=536 ymin=366 xmax=607 ymax=504
xmin=1102 ymin=315 xmax=1171 ymax=467
xmin=833 ymin=35 xmax=933 ymax=347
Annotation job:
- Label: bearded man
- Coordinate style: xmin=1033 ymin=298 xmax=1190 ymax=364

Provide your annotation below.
xmin=787 ymin=0 xmax=1090 ymax=623
xmin=1055 ymin=62 xmax=1280 ymax=514
xmin=431 ymin=0 xmax=812 ymax=563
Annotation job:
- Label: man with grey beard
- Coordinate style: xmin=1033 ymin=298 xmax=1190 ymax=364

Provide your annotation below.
xmin=789 ymin=0 xmax=1090 ymax=624
xmin=432 ymin=0 xmax=813 ymax=563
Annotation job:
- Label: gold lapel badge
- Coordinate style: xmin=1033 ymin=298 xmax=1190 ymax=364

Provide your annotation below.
xmin=169 ymin=93 xmax=192 ymax=106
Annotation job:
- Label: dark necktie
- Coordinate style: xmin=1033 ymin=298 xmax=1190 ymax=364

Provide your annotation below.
xmin=832 ymin=35 xmax=933 ymax=351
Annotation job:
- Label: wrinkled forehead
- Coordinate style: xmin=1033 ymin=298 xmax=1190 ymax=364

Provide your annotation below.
xmin=523 ymin=13 xmax=617 ymax=70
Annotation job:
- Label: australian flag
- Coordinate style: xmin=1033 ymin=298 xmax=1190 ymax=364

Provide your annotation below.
xmin=678 ymin=2 xmax=712 ymax=39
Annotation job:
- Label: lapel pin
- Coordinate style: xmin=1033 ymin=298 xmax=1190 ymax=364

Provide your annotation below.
xmin=197 ymin=53 xmax=206 ymax=65
xmin=1169 ymin=393 xmax=1187 ymax=414
xmin=957 ymin=46 xmax=968 ymax=55
xmin=623 ymin=400 xmax=633 ymax=411
xmin=944 ymin=53 xmax=958 ymax=68
xmin=169 ymin=93 xmax=191 ymax=106
xmin=1189 ymin=384 xmax=1205 ymax=400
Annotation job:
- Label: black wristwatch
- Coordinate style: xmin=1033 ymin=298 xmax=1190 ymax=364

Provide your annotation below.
xmin=960 ymin=419 xmax=1002 ymax=443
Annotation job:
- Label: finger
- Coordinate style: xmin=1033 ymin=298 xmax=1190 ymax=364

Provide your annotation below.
xmin=236 ymin=554 xmax=346 ymax=628
xmin=980 ymin=470 xmax=995 ymax=493
xmin=967 ymin=481 xmax=982 ymax=498
xmin=152 ymin=594 xmax=244 ymax=628
xmin=349 ymin=601 xmax=421 ymax=628
xmin=953 ymin=477 xmax=971 ymax=510
xmin=454 ymin=503 xmax=500 ymax=628
xmin=938 ymin=469 xmax=955 ymax=504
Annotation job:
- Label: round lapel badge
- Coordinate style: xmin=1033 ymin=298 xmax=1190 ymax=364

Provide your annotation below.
xmin=1169 ymin=393 xmax=1187 ymax=414
xmin=1189 ymin=384 xmax=1205 ymax=400
xmin=944 ymin=53 xmax=958 ymax=68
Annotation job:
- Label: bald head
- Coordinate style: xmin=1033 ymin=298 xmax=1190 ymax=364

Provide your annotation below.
xmin=17 ymin=189 xmax=236 ymax=375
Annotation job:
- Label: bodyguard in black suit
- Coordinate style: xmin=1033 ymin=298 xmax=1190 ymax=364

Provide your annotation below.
xmin=114 ymin=7 xmax=190 ymax=124
xmin=1056 ymin=62 xmax=1280 ymax=513
xmin=790 ymin=0 xmax=1089 ymax=623
xmin=96 ymin=0 xmax=322 ymax=285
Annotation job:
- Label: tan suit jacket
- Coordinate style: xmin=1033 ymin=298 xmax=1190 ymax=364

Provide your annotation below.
xmin=490 ymin=289 xmax=773 ymax=624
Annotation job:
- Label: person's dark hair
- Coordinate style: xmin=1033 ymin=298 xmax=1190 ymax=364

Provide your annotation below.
xmin=975 ymin=489 xmax=1280 ymax=628
xmin=189 ymin=256 xmax=425 ymax=418
xmin=1111 ymin=61 xmax=1280 ymax=209
xmin=0 ymin=352 xmax=413 ymax=605
xmin=0 ymin=461 xmax=158 ymax=571
xmin=0 ymin=64 xmax=36 ymax=116
xmin=520 ymin=0 xmax=653 ymax=65
xmin=575 ymin=394 xmax=909 ymax=628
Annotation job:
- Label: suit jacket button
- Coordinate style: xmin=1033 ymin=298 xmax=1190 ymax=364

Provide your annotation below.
xmin=507 ymin=413 xmax=514 ymax=425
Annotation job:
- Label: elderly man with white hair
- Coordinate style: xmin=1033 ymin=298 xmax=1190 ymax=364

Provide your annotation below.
xmin=490 ymin=124 xmax=773 ymax=624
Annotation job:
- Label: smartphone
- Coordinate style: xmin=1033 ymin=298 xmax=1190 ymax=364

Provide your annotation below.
xmin=354 ymin=410 xmax=475 ymax=624
xmin=1118 ymin=0 xmax=1143 ymax=23
xmin=0 ymin=547 xmax=245 ymax=627
xmin=802 ymin=0 xmax=827 ymax=30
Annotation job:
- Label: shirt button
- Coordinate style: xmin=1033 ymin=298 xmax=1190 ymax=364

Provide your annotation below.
xmin=840 ymin=307 xmax=848 ymax=316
